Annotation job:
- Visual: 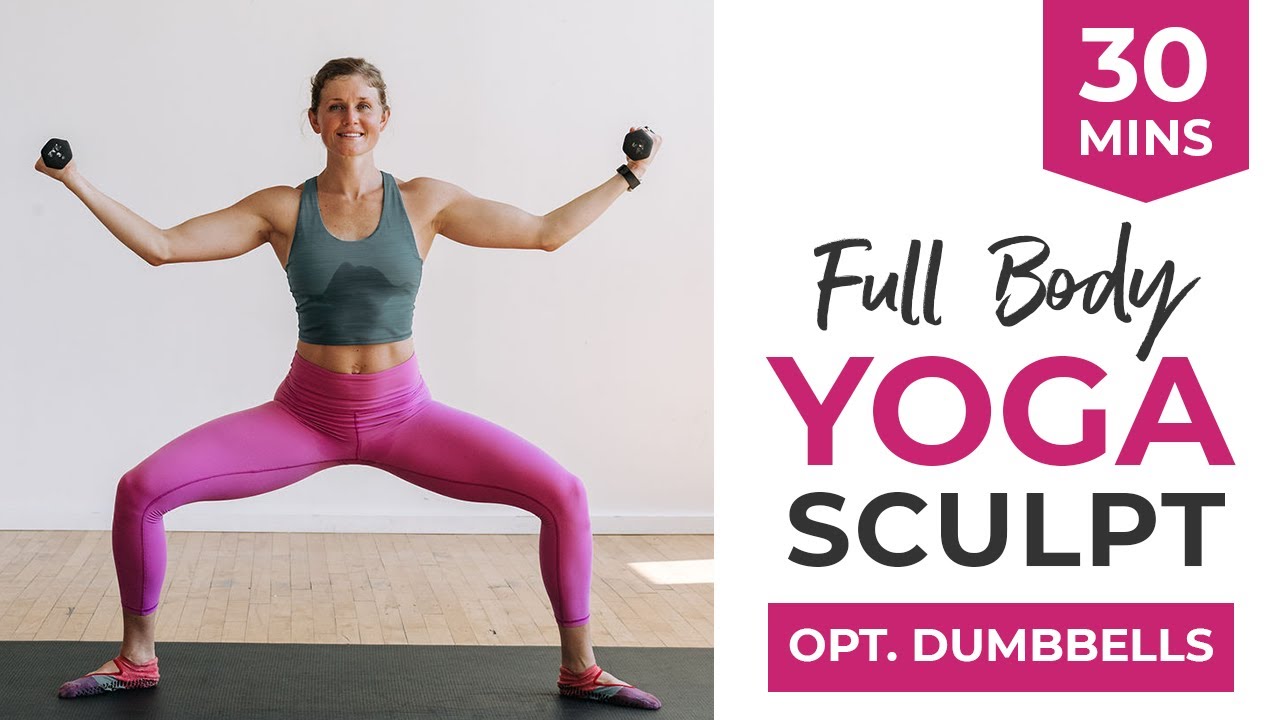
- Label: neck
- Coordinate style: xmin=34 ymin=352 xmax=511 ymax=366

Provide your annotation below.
xmin=318 ymin=155 xmax=382 ymax=198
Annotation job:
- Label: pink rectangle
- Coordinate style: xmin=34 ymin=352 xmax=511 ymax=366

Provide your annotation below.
xmin=768 ymin=603 xmax=1233 ymax=692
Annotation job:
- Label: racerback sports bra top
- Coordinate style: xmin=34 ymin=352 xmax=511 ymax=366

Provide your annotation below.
xmin=285 ymin=171 xmax=424 ymax=345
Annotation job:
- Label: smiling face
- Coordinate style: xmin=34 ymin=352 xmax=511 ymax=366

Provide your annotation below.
xmin=307 ymin=75 xmax=390 ymax=157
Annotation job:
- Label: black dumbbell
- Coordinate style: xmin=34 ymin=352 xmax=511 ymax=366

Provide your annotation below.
xmin=623 ymin=127 xmax=654 ymax=161
xmin=41 ymin=138 xmax=73 ymax=170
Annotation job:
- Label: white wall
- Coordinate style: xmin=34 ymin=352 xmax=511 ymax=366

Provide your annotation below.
xmin=0 ymin=0 xmax=711 ymax=533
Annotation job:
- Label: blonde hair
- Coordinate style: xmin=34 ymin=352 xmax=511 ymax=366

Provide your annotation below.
xmin=309 ymin=57 xmax=389 ymax=114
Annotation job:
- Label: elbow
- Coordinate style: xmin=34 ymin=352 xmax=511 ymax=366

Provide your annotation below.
xmin=537 ymin=219 xmax=567 ymax=252
xmin=147 ymin=231 xmax=171 ymax=266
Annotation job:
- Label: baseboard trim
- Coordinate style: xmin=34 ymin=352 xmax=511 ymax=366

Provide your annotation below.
xmin=0 ymin=512 xmax=713 ymax=535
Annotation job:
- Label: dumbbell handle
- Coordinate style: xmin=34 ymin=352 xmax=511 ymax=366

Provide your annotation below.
xmin=41 ymin=138 xmax=73 ymax=170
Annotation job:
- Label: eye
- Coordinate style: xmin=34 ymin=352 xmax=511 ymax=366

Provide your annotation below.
xmin=329 ymin=104 xmax=343 ymax=111
xmin=359 ymin=103 xmax=372 ymax=110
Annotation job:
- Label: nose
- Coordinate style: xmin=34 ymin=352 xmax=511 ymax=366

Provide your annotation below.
xmin=338 ymin=106 xmax=361 ymax=126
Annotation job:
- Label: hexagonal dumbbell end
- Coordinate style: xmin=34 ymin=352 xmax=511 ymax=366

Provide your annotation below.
xmin=623 ymin=128 xmax=653 ymax=162
xmin=42 ymin=138 xmax=73 ymax=170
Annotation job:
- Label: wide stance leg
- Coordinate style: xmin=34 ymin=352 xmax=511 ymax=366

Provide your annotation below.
xmin=60 ymin=400 xmax=349 ymax=699
xmin=359 ymin=400 xmax=592 ymax=627
xmin=114 ymin=400 xmax=350 ymax=615
xmin=359 ymin=400 xmax=661 ymax=709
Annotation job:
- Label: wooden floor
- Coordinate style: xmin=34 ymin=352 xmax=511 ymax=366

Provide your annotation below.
xmin=0 ymin=531 xmax=712 ymax=647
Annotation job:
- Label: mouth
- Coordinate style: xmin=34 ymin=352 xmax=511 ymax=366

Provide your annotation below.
xmin=337 ymin=132 xmax=365 ymax=139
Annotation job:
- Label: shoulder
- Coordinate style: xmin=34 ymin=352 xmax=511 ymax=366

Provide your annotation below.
xmin=397 ymin=176 xmax=467 ymax=202
xmin=237 ymin=185 xmax=303 ymax=233
xmin=242 ymin=184 xmax=302 ymax=208
xmin=396 ymin=176 xmax=471 ymax=226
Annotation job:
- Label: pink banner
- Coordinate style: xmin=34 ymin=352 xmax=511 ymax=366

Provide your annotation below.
xmin=1043 ymin=0 xmax=1248 ymax=201
xmin=768 ymin=603 xmax=1233 ymax=691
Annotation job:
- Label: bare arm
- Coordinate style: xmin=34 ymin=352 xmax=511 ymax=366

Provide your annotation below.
xmin=433 ymin=127 xmax=663 ymax=252
xmin=35 ymin=156 xmax=277 ymax=266
xmin=157 ymin=192 xmax=279 ymax=265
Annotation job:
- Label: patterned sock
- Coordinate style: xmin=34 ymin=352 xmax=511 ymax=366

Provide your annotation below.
xmin=558 ymin=664 xmax=662 ymax=710
xmin=57 ymin=654 xmax=160 ymax=699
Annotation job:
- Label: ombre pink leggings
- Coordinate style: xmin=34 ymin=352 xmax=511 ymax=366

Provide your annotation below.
xmin=112 ymin=352 xmax=591 ymax=627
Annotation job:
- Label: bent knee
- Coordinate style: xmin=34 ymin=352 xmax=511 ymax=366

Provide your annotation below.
xmin=115 ymin=466 xmax=163 ymax=518
xmin=542 ymin=471 xmax=589 ymax=519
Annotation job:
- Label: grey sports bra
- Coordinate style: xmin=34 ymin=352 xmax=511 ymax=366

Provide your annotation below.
xmin=285 ymin=171 xmax=423 ymax=345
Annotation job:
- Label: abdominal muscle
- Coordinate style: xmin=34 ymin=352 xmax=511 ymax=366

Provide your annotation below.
xmin=296 ymin=337 xmax=416 ymax=375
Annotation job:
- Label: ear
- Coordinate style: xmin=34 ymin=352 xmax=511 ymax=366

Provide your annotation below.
xmin=380 ymin=107 xmax=390 ymax=130
xmin=307 ymin=108 xmax=320 ymax=134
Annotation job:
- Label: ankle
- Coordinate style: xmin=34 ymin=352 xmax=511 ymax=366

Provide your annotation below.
xmin=561 ymin=658 xmax=596 ymax=674
xmin=120 ymin=648 xmax=157 ymax=664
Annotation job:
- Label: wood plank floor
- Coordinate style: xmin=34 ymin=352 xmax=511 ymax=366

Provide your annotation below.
xmin=0 ymin=531 xmax=713 ymax=647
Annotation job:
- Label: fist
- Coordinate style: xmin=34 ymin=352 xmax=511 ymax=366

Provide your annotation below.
xmin=625 ymin=126 xmax=663 ymax=176
xmin=34 ymin=154 xmax=77 ymax=183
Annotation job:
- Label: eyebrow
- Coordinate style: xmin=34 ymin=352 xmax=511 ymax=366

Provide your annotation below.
xmin=326 ymin=97 xmax=374 ymax=102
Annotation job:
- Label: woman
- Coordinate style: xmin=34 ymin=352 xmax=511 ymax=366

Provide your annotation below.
xmin=36 ymin=57 xmax=663 ymax=710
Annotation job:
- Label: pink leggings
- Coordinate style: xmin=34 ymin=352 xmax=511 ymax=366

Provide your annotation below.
xmin=112 ymin=351 xmax=591 ymax=626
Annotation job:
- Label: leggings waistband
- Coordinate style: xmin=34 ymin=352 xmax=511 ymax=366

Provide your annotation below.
xmin=274 ymin=351 xmax=431 ymax=434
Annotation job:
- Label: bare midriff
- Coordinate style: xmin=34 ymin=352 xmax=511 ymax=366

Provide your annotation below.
xmin=295 ymin=337 xmax=416 ymax=374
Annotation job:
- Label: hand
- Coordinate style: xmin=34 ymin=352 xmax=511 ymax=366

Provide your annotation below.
xmin=34 ymin=155 xmax=78 ymax=185
xmin=625 ymin=125 xmax=663 ymax=178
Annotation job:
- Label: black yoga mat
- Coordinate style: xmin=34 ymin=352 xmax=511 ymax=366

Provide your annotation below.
xmin=1 ymin=641 xmax=712 ymax=719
